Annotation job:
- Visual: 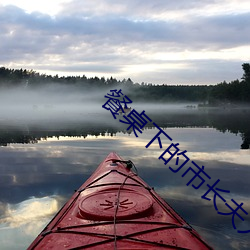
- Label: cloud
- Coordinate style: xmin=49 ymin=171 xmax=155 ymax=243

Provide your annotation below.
xmin=58 ymin=0 xmax=235 ymax=19
xmin=0 ymin=196 xmax=59 ymax=229
xmin=0 ymin=1 xmax=250 ymax=84
xmin=0 ymin=196 xmax=61 ymax=249
xmin=6 ymin=5 xmax=247 ymax=49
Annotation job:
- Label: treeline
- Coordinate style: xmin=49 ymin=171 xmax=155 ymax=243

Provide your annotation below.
xmin=0 ymin=63 xmax=249 ymax=104
xmin=208 ymin=63 xmax=250 ymax=105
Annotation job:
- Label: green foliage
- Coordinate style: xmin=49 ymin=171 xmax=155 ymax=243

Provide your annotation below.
xmin=0 ymin=63 xmax=250 ymax=104
xmin=209 ymin=63 xmax=250 ymax=104
xmin=242 ymin=63 xmax=250 ymax=82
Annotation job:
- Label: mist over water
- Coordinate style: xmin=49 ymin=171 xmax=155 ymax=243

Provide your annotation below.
xmin=0 ymin=85 xmax=199 ymax=130
xmin=0 ymin=85 xmax=250 ymax=249
xmin=0 ymin=85 xmax=105 ymax=122
xmin=0 ymin=85 xmax=250 ymax=148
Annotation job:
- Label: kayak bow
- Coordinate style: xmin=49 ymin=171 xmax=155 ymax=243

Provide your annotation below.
xmin=28 ymin=152 xmax=213 ymax=249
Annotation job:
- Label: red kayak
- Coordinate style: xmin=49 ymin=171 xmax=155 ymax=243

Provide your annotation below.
xmin=28 ymin=152 xmax=213 ymax=249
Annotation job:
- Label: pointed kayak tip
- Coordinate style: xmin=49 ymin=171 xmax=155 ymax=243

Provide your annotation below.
xmin=104 ymin=152 xmax=123 ymax=162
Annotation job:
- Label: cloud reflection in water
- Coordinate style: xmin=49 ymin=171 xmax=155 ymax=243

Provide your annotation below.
xmin=0 ymin=126 xmax=249 ymax=249
xmin=0 ymin=196 xmax=60 ymax=250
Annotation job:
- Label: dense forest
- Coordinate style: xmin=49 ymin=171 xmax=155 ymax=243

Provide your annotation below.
xmin=0 ymin=63 xmax=250 ymax=104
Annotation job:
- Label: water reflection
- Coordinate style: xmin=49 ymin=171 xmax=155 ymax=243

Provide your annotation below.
xmin=0 ymin=108 xmax=250 ymax=249
xmin=0 ymin=196 xmax=62 ymax=250
xmin=0 ymin=107 xmax=250 ymax=149
xmin=1 ymin=196 xmax=59 ymax=228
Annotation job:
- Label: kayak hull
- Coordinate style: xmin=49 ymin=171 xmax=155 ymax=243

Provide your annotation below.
xmin=28 ymin=152 xmax=213 ymax=249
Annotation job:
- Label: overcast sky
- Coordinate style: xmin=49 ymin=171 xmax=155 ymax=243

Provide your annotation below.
xmin=0 ymin=0 xmax=250 ymax=85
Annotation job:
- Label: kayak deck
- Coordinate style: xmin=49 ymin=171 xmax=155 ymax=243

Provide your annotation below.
xmin=28 ymin=152 xmax=213 ymax=249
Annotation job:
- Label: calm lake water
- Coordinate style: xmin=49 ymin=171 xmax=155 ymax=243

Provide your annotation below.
xmin=0 ymin=104 xmax=250 ymax=249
